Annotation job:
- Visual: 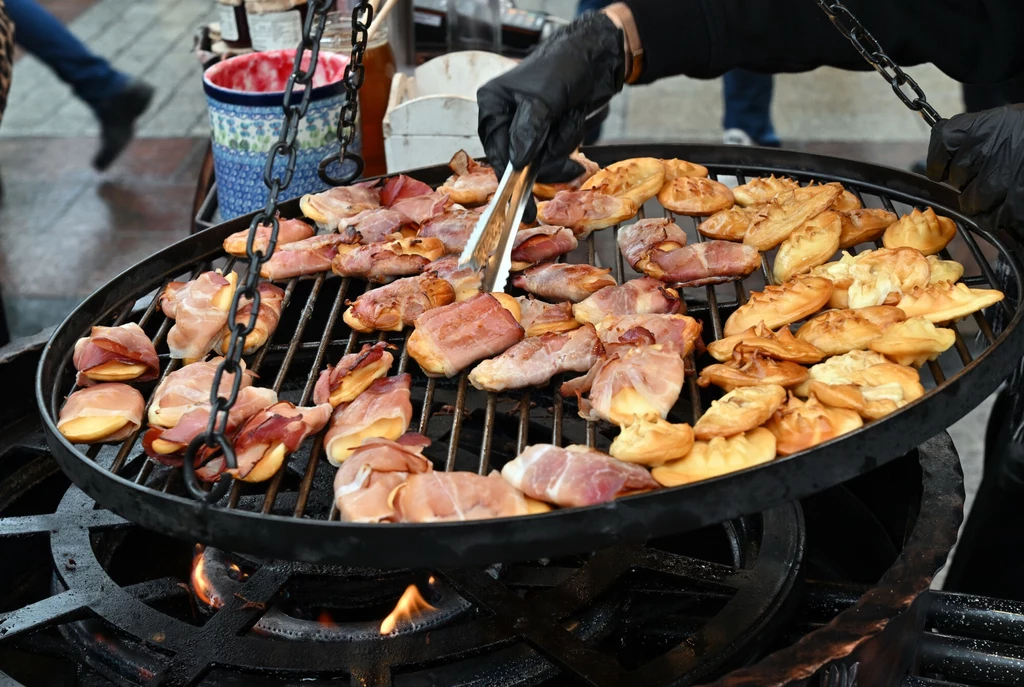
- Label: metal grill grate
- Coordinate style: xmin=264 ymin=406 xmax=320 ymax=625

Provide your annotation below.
xmin=36 ymin=145 xmax=1024 ymax=567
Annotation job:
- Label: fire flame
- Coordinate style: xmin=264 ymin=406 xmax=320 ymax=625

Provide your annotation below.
xmin=190 ymin=546 xmax=222 ymax=608
xmin=379 ymin=584 xmax=435 ymax=635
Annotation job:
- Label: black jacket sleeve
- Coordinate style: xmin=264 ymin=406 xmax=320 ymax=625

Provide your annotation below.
xmin=624 ymin=0 xmax=1024 ymax=86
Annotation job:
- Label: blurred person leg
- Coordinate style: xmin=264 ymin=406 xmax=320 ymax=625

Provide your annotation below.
xmin=6 ymin=0 xmax=153 ymax=170
xmin=722 ymin=69 xmax=779 ymax=147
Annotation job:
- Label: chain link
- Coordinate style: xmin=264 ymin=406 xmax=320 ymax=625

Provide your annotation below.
xmin=183 ymin=0 xmax=370 ymax=503
xmin=813 ymin=0 xmax=941 ymax=127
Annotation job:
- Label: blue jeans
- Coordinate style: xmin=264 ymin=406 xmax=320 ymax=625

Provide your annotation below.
xmin=7 ymin=0 xmax=128 ymax=112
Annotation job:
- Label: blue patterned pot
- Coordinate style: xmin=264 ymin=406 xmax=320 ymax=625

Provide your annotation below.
xmin=203 ymin=49 xmax=361 ymax=220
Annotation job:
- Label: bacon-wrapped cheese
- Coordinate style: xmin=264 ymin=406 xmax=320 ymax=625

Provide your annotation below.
xmin=163 ymin=271 xmax=236 ymax=362
xmin=502 ymin=444 xmax=659 ymax=507
xmin=259 ymin=234 xmax=349 ymax=281
xmin=313 ymin=342 xmax=394 ymax=407
xmin=391 ymin=191 xmax=449 ymax=225
xmin=380 ymin=174 xmax=433 ymax=206
xmin=572 ymin=277 xmax=681 ymax=325
xmin=425 ymin=256 xmax=482 ymax=301
xmin=337 ymin=208 xmax=412 ymax=244
xmin=331 ymin=237 xmax=446 ymax=283
xmin=222 ymin=217 xmax=314 ymax=257
xmin=215 ymin=282 xmax=284 ymax=355
xmin=147 ymin=358 xmax=252 ymax=429
xmin=641 ymin=240 xmax=761 ymax=287
xmin=617 ymin=218 xmax=688 ymax=270
xmin=537 ymin=190 xmax=638 ymax=238
xmin=73 ymin=322 xmax=159 ymax=386
xmin=512 ymin=263 xmax=617 ymax=303
xmin=392 ymin=471 xmax=529 ymax=522
xmin=58 ymin=383 xmax=145 ymax=444
xmin=342 ymin=272 xmax=455 ymax=333
xmin=510 ymin=226 xmax=578 ymax=271
xmin=596 ymin=313 xmax=703 ymax=359
xmin=516 ymin=297 xmax=581 ymax=337
xmin=299 ymin=182 xmax=380 ymax=231
xmin=408 ymin=293 xmax=525 ymax=377
xmin=324 ymin=374 xmax=414 ymax=465
xmin=468 ymin=324 xmax=603 ymax=392
xmin=416 ymin=209 xmax=479 ymax=254
xmin=438 ymin=150 xmax=498 ymax=205
xmin=334 ymin=434 xmax=433 ymax=522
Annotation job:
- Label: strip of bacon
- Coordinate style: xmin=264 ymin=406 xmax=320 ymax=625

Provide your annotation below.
xmin=416 ymin=209 xmax=479 ymax=254
xmin=469 ymin=324 xmax=603 ymax=392
xmin=516 ymin=296 xmax=580 ymax=337
xmin=331 ymin=237 xmax=445 ymax=283
xmin=392 ymin=191 xmax=450 ymax=225
xmin=313 ymin=342 xmax=394 ymax=407
xmin=334 ymin=434 xmax=433 ymax=522
xmin=343 ymin=272 xmax=455 ymax=333
xmin=148 ymin=358 xmax=254 ymax=429
xmin=222 ymin=217 xmax=314 ymax=257
xmin=408 ymin=293 xmax=525 ymax=377
xmin=216 ymin=282 xmax=285 ymax=355
xmin=425 ymin=256 xmax=482 ymax=301
xmin=392 ymin=471 xmax=528 ymax=522
xmin=571 ymin=277 xmax=681 ymax=325
xmin=643 ymin=240 xmax=761 ymax=287
xmin=380 ymin=175 xmax=433 ymax=206
xmin=537 ymin=189 xmax=637 ymax=238
xmin=73 ymin=322 xmax=159 ymax=386
xmin=324 ymin=374 xmax=413 ymax=465
xmin=512 ymin=263 xmax=617 ymax=303
xmin=511 ymin=225 xmax=578 ymax=270
xmin=501 ymin=444 xmax=659 ymax=507
xmin=617 ymin=218 xmax=688 ymax=270
xmin=57 ymin=383 xmax=145 ymax=444
xmin=259 ymin=234 xmax=349 ymax=281
xmin=597 ymin=313 xmax=703 ymax=359
xmin=337 ymin=207 xmax=412 ymax=244
xmin=299 ymin=182 xmax=380 ymax=231
xmin=163 ymin=271 xmax=235 ymax=361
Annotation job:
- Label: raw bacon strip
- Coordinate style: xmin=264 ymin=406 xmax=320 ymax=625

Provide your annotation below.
xmin=511 ymin=263 xmax=617 ymax=303
xmin=469 ymin=325 xmax=603 ymax=392
xmin=516 ymin=297 xmax=580 ymax=337
xmin=438 ymin=150 xmax=499 ymax=205
xmin=502 ymin=444 xmax=659 ymax=507
xmin=572 ymin=277 xmax=681 ymax=325
xmin=160 ymin=281 xmax=188 ymax=318
xmin=299 ymin=182 xmax=380 ymax=231
xmin=148 ymin=358 xmax=254 ymax=429
xmin=259 ymin=234 xmax=349 ymax=281
xmin=416 ymin=209 xmax=479 ymax=254
xmin=337 ymin=208 xmax=412 ymax=244
xmin=392 ymin=471 xmax=528 ymax=522
xmin=380 ymin=175 xmax=433 ymax=206
xmin=408 ymin=293 xmax=525 ymax=377
xmin=391 ymin=191 xmax=449 ymax=225
xmin=343 ymin=272 xmax=455 ymax=333
xmin=642 ymin=240 xmax=761 ymax=287
xmin=617 ymin=218 xmax=688 ymax=270
xmin=163 ymin=271 xmax=235 ymax=361
xmin=216 ymin=282 xmax=285 ymax=355
xmin=597 ymin=313 xmax=703 ymax=359
xmin=313 ymin=342 xmax=394 ymax=407
xmin=334 ymin=434 xmax=433 ymax=522
xmin=511 ymin=226 xmax=578 ymax=270
xmin=330 ymin=237 xmax=445 ymax=283
xmin=57 ymin=383 xmax=145 ymax=444
xmin=425 ymin=256 xmax=482 ymax=301
xmin=222 ymin=217 xmax=314 ymax=257
xmin=73 ymin=322 xmax=159 ymax=386
xmin=324 ymin=374 xmax=413 ymax=465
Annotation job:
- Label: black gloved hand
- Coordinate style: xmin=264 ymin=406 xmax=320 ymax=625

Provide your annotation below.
xmin=477 ymin=12 xmax=625 ymax=221
xmin=926 ymin=104 xmax=1024 ymax=231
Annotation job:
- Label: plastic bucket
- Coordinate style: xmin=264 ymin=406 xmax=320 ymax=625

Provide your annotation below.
xmin=203 ymin=49 xmax=359 ymax=220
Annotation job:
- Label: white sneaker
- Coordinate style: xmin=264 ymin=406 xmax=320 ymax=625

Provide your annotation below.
xmin=722 ymin=128 xmax=755 ymax=146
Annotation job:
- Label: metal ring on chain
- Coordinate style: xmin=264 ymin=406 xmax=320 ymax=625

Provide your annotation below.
xmin=318 ymin=149 xmax=366 ymax=186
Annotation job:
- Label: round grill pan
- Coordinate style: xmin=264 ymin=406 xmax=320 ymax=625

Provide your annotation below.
xmin=36 ymin=144 xmax=1024 ymax=567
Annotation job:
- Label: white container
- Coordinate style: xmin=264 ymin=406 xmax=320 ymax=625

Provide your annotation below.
xmin=383 ymin=51 xmax=516 ymax=173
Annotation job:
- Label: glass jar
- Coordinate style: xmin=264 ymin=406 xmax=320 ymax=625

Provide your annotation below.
xmin=244 ymin=0 xmax=309 ymax=52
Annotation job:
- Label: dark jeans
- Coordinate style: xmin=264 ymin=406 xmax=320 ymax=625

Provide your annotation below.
xmin=7 ymin=0 xmax=128 ymax=112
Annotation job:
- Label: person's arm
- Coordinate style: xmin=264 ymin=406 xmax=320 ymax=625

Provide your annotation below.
xmin=626 ymin=0 xmax=1024 ymax=85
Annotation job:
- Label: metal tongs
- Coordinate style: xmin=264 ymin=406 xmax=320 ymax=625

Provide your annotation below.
xmin=459 ymin=161 xmax=539 ymax=292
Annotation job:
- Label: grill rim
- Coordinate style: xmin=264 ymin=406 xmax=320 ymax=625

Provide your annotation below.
xmin=34 ymin=144 xmax=1024 ymax=568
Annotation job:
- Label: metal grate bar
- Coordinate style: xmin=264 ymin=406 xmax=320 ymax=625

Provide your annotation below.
xmin=517 ymin=392 xmax=530 ymax=455
xmin=479 ymin=394 xmax=497 ymax=474
xmin=445 ymin=374 xmax=470 ymax=471
xmin=687 ymin=354 xmax=703 ymax=422
xmin=396 ymin=329 xmax=414 ymax=374
xmin=418 ymin=378 xmax=437 ymax=435
xmin=270 ymin=274 xmax=326 ymax=391
xmin=928 ymin=360 xmax=946 ymax=385
xmin=552 ymin=375 xmax=564 ymax=447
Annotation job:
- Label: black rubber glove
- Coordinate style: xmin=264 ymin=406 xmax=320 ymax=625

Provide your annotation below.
xmin=477 ymin=12 xmax=625 ymax=221
xmin=926 ymin=104 xmax=1024 ymax=231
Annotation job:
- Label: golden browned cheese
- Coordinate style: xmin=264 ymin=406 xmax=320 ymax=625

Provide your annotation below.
xmin=772 ymin=211 xmax=842 ymax=283
xmin=869 ymin=317 xmax=957 ymax=367
xmin=708 ymin=322 xmax=825 ymax=363
xmin=882 ymin=207 xmax=957 ymax=256
xmin=831 ymin=189 xmax=863 ymax=212
xmin=813 ymin=247 xmax=931 ymax=309
xmin=662 ymin=158 xmax=709 ymax=181
xmin=657 ymin=177 xmax=735 ymax=216
xmin=896 ymin=281 xmax=1005 ymax=323
xmin=802 ymin=351 xmax=925 ymax=420
xmin=743 ymin=183 xmax=842 ymax=251
xmin=795 ymin=306 xmax=907 ymax=357
xmin=838 ymin=208 xmax=897 ymax=248
xmin=697 ymin=206 xmax=756 ymax=241
xmin=792 ymin=349 xmax=888 ymax=396
xmin=732 ymin=175 xmax=800 ymax=207
xmin=692 ymin=384 xmax=787 ymax=441
xmin=609 ymin=418 xmax=695 ymax=466
xmin=724 ymin=275 xmax=834 ymax=336
xmin=697 ymin=349 xmax=809 ymax=392
xmin=926 ymin=255 xmax=965 ymax=284
xmin=652 ymin=427 xmax=777 ymax=487
xmin=581 ymin=157 xmax=666 ymax=206
xmin=765 ymin=394 xmax=863 ymax=456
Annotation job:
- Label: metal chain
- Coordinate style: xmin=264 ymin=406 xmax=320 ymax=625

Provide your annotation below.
xmin=183 ymin=0 xmax=371 ymax=503
xmin=813 ymin=0 xmax=941 ymax=128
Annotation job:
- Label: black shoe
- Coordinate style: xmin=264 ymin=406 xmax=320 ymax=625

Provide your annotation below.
xmin=92 ymin=80 xmax=155 ymax=171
